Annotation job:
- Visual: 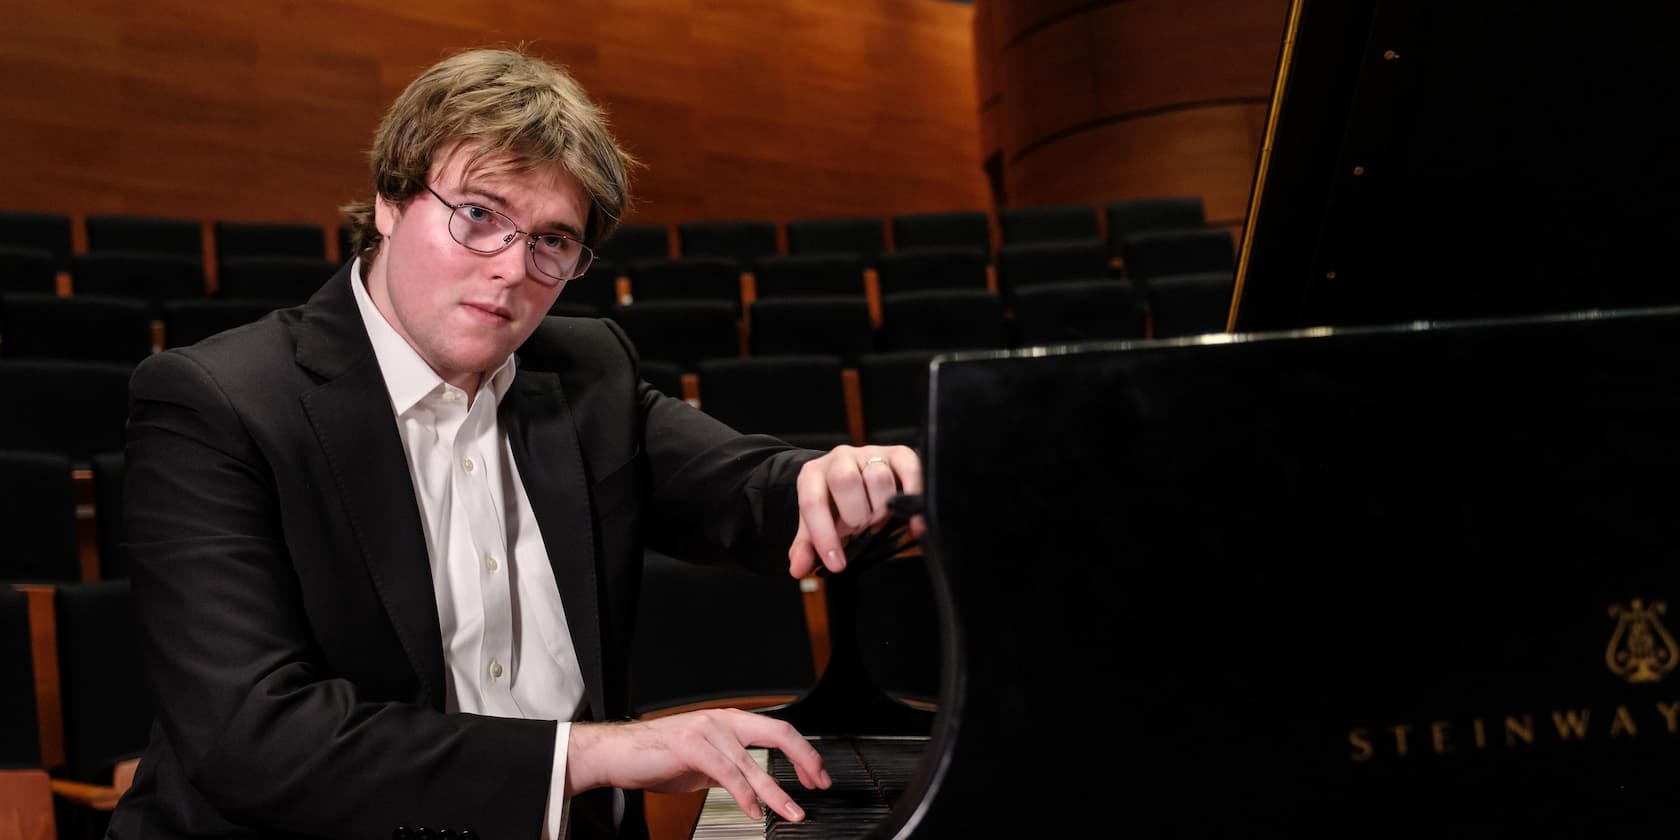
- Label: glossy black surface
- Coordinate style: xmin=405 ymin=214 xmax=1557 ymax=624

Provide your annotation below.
xmin=1236 ymin=1 xmax=1680 ymax=332
xmin=890 ymin=307 xmax=1680 ymax=837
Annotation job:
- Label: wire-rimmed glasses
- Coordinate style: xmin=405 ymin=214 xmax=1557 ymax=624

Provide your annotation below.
xmin=424 ymin=184 xmax=595 ymax=284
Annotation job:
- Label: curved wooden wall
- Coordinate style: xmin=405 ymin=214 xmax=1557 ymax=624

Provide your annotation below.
xmin=0 ymin=1 xmax=988 ymax=237
xmin=976 ymin=0 xmax=1290 ymax=231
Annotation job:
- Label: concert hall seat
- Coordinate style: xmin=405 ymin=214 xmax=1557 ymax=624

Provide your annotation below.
xmin=53 ymin=581 xmax=150 ymax=778
xmin=0 ymin=450 xmax=79 ymax=583
xmin=216 ymin=256 xmax=335 ymax=304
xmin=676 ymin=220 xmax=779 ymax=262
xmin=1118 ymin=227 xmax=1236 ymax=286
xmin=638 ymin=360 xmax=686 ymax=401
xmin=1105 ymin=196 xmax=1207 ymax=257
xmin=596 ymin=223 xmax=671 ymax=264
xmin=83 ymin=215 xmax=201 ymax=258
xmin=748 ymin=296 xmax=875 ymax=365
xmin=0 ymin=360 xmax=132 ymax=464
xmin=0 ymin=294 xmax=153 ymax=365
xmin=89 ymin=452 xmax=127 ymax=581
xmin=607 ymin=300 xmax=739 ymax=372
xmin=69 ymin=252 xmax=206 ymax=314
xmin=1146 ymin=271 xmax=1237 ymax=339
xmin=997 ymin=204 xmax=1100 ymax=245
xmin=161 ymin=298 xmax=287 ymax=349
xmin=51 ymin=580 xmax=150 ymax=840
xmin=623 ymin=256 xmax=742 ymax=311
xmin=0 ymin=585 xmax=55 ymax=840
xmin=0 ymin=586 xmax=41 ymax=763
xmin=629 ymin=549 xmax=814 ymax=716
xmin=993 ymin=239 xmax=1112 ymax=302
xmin=877 ymin=289 xmax=1008 ymax=353
xmin=785 ymin=217 xmax=886 ymax=266
xmin=890 ymin=210 xmax=991 ymax=255
xmin=751 ymin=253 xmax=867 ymax=299
xmin=337 ymin=223 xmax=354 ymax=263
xmin=1011 ymin=279 xmax=1146 ymax=346
xmin=0 ymin=210 xmax=73 ymax=270
xmin=212 ymin=221 xmax=327 ymax=266
xmin=696 ymin=355 xmax=851 ymax=450
xmin=0 ymin=246 xmax=57 ymax=294
xmin=856 ymin=350 xmax=933 ymax=448
xmin=557 ymin=257 xmax=623 ymax=314
xmin=874 ymin=247 xmax=989 ymax=296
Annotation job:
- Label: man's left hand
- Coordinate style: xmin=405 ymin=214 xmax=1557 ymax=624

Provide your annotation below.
xmin=787 ymin=444 xmax=923 ymax=578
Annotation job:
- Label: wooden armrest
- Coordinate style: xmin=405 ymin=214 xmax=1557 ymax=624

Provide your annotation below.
xmin=49 ymin=779 xmax=121 ymax=811
xmin=48 ymin=757 xmax=138 ymax=812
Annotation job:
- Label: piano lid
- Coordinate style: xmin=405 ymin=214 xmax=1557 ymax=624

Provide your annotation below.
xmin=883 ymin=305 xmax=1680 ymax=837
xmin=1233 ymin=0 xmax=1680 ymax=333
xmin=700 ymin=321 xmax=1680 ymax=838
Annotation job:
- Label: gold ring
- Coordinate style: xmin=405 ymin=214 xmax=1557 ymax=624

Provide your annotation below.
xmin=864 ymin=456 xmax=888 ymax=467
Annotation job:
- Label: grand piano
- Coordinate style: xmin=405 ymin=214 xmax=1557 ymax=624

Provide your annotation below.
xmin=687 ymin=0 xmax=1680 ymax=835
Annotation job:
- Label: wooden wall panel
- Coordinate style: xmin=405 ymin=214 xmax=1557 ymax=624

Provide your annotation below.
xmin=1004 ymin=104 xmax=1270 ymax=228
xmin=0 ymin=0 xmax=988 ymax=236
xmin=977 ymin=0 xmax=1288 ymax=224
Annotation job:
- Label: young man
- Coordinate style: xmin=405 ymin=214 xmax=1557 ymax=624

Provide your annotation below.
xmin=109 ymin=48 xmax=921 ymax=840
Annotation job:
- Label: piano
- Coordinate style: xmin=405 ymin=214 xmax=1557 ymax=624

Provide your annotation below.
xmin=688 ymin=0 xmax=1680 ymax=835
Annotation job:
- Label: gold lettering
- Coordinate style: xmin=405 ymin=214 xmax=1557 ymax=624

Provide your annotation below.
xmin=1472 ymin=717 xmax=1487 ymax=749
xmin=1609 ymin=705 xmax=1638 ymax=738
xmin=1551 ymin=709 xmax=1590 ymax=741
xmin=1657 ymin=702 xmax=1680 ymax=734
xmin=1505 ymin=715 xmax=1534 ymax=747
xmin=1430 ymin=720 xmax=1453 ymax=754
xmin=1389 ymin=724 xmax=1413 ymax=757
xmin=1349 ymin=728 xmax=1374 ymax=762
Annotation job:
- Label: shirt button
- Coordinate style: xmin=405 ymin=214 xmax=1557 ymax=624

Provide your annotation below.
xmin=484 ymin=555 xmax=499 ymax=572
xmin=460 ymin=457 xmax=474 ymax=473
xmin=489 ymin=660 xmax=503 ymax=679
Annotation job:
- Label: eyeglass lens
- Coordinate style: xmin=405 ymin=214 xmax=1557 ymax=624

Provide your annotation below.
xmin=448 ymin=205 xmax=591 ymax=281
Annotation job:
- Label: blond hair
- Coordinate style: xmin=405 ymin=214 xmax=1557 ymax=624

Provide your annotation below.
xmin=341 ymin=47 xmax=635 ymax=259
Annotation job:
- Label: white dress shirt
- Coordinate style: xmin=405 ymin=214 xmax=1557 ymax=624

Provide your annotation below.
xmin=351 ymin=262 xmax=583 ymax=839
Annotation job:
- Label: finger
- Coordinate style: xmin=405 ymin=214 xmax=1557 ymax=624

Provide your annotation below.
xmin=787 ymin=518 xmax=819 ymax=579
xmin=745 ymin=714 xmax=830 ymax=791
xmin=747 ymin=768 xmax=806 ymax=822
xmin=710 ymin=760 xmax=768 ymax=821
xmin=886 ymin=445 xmax=923 ymax=497
xmin=797 ymin=464 xmax=847 ymax=572
xmin=700 ymin=720 xmax=811 ymax=822
xmin=909 ymin=513 xmax=928 ymax=538
xmin=773 ymin=732 xmax=830 ymax=790
xmin=858 ymin=452 xmax=900 ymax=526
xmin=825 ymin=455 xmax=872 ymax=530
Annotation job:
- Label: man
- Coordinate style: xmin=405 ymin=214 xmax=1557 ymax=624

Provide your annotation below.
xmin=109 ymin=48 xmax=921 ymax=840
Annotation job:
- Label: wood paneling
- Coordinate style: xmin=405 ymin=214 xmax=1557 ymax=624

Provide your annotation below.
xmin=1004 ymin=104 xmax=1271 ymax=225
xmin=977 ymin=0 xmax=1288 ymax=220
xmin=0 ymin=0 xmax=988 ymax=233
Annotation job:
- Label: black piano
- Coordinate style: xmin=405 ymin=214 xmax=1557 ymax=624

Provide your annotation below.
xmin=692 ymin=0 xmax=1680 ymax=835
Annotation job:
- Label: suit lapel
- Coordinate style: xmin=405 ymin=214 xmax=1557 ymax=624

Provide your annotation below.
xmin=502 ymin=368 xmax=607 ymax=720
xmin=293 ymin=264 xmax=448 ymax=709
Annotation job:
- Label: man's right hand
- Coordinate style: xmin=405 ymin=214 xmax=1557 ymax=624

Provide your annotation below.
xmin=565 ymin=709 xmax=831 ymax=822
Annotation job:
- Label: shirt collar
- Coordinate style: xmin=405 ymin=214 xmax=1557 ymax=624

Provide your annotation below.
xmin=349 ymin=257 xmax=518 ymax=416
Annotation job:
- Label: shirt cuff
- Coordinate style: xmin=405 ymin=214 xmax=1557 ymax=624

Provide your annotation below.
xmin=542 ymin=722 xmax=572 ymax=840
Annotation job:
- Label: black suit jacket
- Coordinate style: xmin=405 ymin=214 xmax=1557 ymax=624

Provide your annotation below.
xmin=108 ymin=263 xmax=814 ymax=840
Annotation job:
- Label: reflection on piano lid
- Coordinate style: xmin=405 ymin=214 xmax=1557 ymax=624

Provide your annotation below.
xmin=701 ymin=304 xmax=1680 ymax=838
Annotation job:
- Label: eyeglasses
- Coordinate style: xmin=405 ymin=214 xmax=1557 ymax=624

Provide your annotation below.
xmin=424 ymin=184 xmax=596 ymax=284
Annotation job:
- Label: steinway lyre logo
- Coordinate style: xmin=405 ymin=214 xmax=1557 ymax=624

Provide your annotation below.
xmin=1606 ymin=599 xmax=1679 ymax=684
